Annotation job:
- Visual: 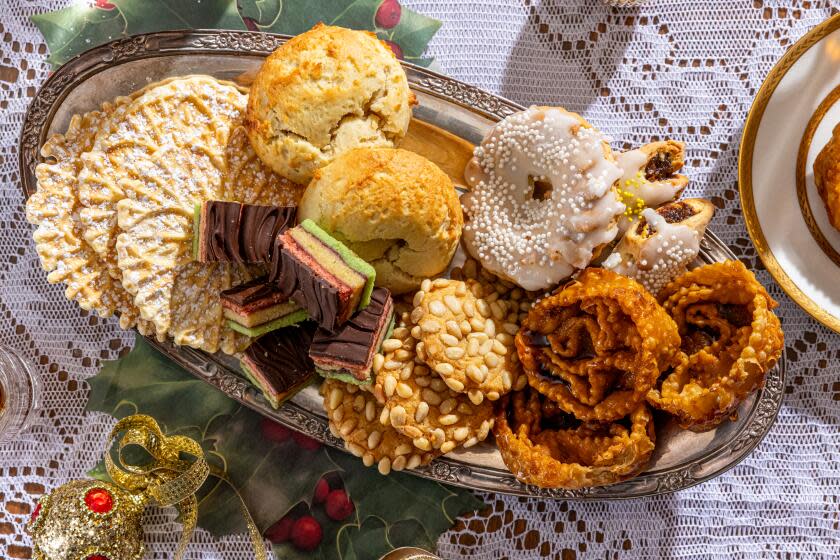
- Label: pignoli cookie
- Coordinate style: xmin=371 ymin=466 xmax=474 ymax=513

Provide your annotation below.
xmin=322 ymin=378 xmax=437 ymax=475
xmin=410 ymin=277 xmax=523 ymax=404
xmin=373 ymin=325 xmax=494 ymax=453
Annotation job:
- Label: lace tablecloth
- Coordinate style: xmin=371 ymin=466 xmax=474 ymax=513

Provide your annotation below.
xmin=1 ymin=1 xmax=838 ymax=558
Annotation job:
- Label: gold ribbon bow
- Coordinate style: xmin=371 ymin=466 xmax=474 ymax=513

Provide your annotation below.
xmin=106 ymin=414 xmax=266 ymax=560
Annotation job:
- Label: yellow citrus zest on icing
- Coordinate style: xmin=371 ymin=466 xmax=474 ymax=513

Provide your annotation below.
xmin=617 ymin=171 xmax=647 ymax=221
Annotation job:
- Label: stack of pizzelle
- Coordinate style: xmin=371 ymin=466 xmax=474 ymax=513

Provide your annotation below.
xmin=27 ymin=22 xmax=785 ymax=489
xmin=27 ymin=76 xmax=304 ymax=354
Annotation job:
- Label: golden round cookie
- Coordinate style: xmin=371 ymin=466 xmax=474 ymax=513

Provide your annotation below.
xmin=322 ymin=378 xmax=437 ymax=474
xmin=814 ymin=122 xmax=840 ymax=231
xmin=246 ymin=24 xmax=412 ymax=184
xmin=408 ymin=278 xmax=522 ymax=404
xmin=298 ymin=147 xmax=463 ymax=294
xmin=372 ymin=322 xmax=494 ymax=453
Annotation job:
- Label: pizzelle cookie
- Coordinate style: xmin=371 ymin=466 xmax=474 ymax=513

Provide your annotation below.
xmin=25 ymin=101 xmax=153 ymax=336
xmin=409 ymin=277 xmax=522 ymax=404
xmin=322 ymin=378 xmax=437 ymax=475
xmin=373 ymin=324 xmax=494 ymax=453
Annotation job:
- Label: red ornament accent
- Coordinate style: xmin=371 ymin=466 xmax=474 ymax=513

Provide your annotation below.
xmin=291 ymin=516 xmax=323 ymax=551
xmin=94 ymin=0 xmax=116 ymax=9
xmin=382 ymin=40 xmax=403 ymax=60
xmin=325 ymin=489 xmax=354 ymax=521
xmin=86 ymin=555 xmax=110 ymax=560
xmin=313 ymin=478 xmax=330 ymax=504
xmin=84 ymin=488 xmax=115 ymax=514
xmin=265 ymin=515 xmax=295 ymax=544
xmin=376 ymin=0 xmax=402 ymax=29
xmin=30 ymin=502 xmax=41 ymax=522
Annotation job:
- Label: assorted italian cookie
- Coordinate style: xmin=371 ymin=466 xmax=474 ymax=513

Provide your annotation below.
xmin=25 ymin=23 xmax=787 ymax=488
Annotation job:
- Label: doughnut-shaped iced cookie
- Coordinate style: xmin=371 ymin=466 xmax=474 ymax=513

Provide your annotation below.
xmin=462 ymin=106 xmax=625 ymax=291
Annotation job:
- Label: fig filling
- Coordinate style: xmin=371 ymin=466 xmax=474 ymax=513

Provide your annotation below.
xmin=644 ymin=151 xmax=675 ymax=182
xmin=634 ymin=201 xmax=697 ymax=236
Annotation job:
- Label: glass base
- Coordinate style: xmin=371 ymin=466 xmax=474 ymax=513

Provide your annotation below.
xmin=0 ymin=346 xmax=41 ymax=444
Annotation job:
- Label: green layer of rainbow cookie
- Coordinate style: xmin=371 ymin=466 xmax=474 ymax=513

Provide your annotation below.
xmin=295 ymin=219 xmax=376 ymax=310
xmin=226 ymin=309 xmax=308 ymax=338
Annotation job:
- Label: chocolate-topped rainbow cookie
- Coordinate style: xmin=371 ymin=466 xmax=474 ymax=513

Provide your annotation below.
xmin=221 ymin=276 xmax=307 ymax=338
xmin=271 ymin=219 xmax=375 ymax=332
xmin=194 ymin=200 xmax=295 ymax=263
xmin=310 ymin=287 xmax=394 ymax=385
xmin=240 ymin=324 xmax=317 ymax=409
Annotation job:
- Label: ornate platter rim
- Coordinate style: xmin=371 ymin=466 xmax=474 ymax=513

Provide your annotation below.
xmin=19 ymin=29 xmax=785 ymax=499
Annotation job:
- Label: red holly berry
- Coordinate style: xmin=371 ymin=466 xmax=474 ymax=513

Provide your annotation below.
xmin=94 ymin=0 xmax=116 ymax=9
xmin=260 ymin=418 xmax=292 ymax=443
xmin=291 ymin=431 xmax=321 ymax=451
xmin=291 ymin=516 xmax=322 ymax=551
xmin=264 ymin=515 xmax=295 ymax=544
xmin=30 ymin=502 xmax=41 ymax=522
xmin=382 ymin=40 xmax=403 ymax=60
xmin=325 ymin=489 xmax=354 ymax=521
xmin=313 ymin=478 xmax=330 ymax=504
xmin=84 ymin=488 xmax=114 ymax=514
xmin=376 ymin=0 xmax=402 ymax=29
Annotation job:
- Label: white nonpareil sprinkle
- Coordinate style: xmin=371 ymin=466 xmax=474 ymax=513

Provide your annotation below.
xmin=462 ymin=107 xmax=625 ymax=291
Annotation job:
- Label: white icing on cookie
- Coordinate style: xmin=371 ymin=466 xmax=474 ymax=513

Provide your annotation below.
xmin=606 ymin=208 xmax=701 ymax=295
xmin=462 ymin=107 xmax=625 ymax=291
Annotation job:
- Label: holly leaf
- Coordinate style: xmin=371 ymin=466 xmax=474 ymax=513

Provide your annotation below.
xmin=236 ymin=0 xmax=441 ymax=67
xmin=30 ymin=6 xmax=126 ymax=66
xmin=31 ymin=0 xmax=247 ymax=66
xmin=238 ymin=0 xmax=284 ymax=28
xmin=87 ymin=334 xmax=239 ymax=438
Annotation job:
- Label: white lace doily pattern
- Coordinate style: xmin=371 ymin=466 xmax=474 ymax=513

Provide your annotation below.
xmin=1 ymin=1 xmax=839 ymax=558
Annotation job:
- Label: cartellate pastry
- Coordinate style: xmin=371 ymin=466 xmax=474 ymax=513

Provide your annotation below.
xmin=494 ymin=386 xmax=655 ymax=489
xmin=813 ymin=122 xmax=840 ymax=231
xmin=516 ymin=268 xmax=681 ymax=423
xmin=647 ymin=260 xmax=784 ymax=431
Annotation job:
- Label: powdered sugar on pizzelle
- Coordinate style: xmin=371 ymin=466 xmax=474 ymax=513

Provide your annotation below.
xmin=25 ymin=102 xmax=152 ymax=334
xmin=462 ymin=107 xmax=625 ymax=291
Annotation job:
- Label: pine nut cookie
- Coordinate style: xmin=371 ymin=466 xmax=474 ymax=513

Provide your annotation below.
xmin=372 ymin=324 xmax=494 ymax=454
xmin=410 ymin=277 xmax=522 ymax=404
xmin=322 ymin=378 xmax=437 ymax=475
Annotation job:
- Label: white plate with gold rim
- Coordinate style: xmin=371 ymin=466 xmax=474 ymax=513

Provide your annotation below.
xmin=740 ymin=13 xmax=840 ymax=333
xmin=20 ymin=29 xmax=785 ymax=499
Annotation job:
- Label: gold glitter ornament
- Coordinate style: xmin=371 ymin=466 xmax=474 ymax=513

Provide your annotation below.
xmin=28 ymin=479 xmax=146 ymax=560
xmin=27 ymin=415 xmax=267 ymax=560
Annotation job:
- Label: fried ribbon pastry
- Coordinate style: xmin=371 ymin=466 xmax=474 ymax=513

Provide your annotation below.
xmin=517 ymin=268 xmax=681 ymax=422
xmin=494 ymin=387 xmax=655 ymax=489
xmin=647 ymin=260 xmax=783 ymax=431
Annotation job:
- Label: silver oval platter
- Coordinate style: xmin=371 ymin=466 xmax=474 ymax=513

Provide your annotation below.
xmin=19 ymin=30 xmax=785 ymax=499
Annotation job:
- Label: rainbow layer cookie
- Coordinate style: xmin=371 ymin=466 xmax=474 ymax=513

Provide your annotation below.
xmin=240 ymin=324 xmax=316 ymax=409
xmin=271 ymin=219 xmax=375 ymax=332
xmin=309 ymin=287 xmax=394 ymax=385
xmin=221 ymin=277 xmax=307 ymax=337
xmin=195 ymin=200 xmax=296 ymax=263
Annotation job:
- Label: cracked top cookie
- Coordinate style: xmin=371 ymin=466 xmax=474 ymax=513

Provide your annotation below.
xmin=299 ymin=147 xmax=463 ymax=294
xmin=245 ymin=23 xmax=413 ymax=184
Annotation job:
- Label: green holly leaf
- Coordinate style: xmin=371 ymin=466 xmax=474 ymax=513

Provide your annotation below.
xmin=87 ymin=334 xmax=239 ymax=437
xmin=31 ymin=0 xmax=247 ymax=67
xmin=238 ymin=0 xmax=284 ymax=28
xmin=236 ymin=0 xmax=440 ymax=67
xmin=30 ymin=6 xmax=126 ymax=66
